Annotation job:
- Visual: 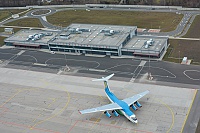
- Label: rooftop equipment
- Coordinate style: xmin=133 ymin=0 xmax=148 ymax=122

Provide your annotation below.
xmin=68 ymin=28 xmax=90 ymax=34
xmin=26 ymin=32 xmax=53 ymax=42
xmin=144 ymin=39 xmax=154 ymax=49
xmin=100 ymin=29 xmax=120 ymax=36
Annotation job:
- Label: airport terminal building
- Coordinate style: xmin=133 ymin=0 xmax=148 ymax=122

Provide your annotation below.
xmin=4 ymin=24 xmax=168 ymax=58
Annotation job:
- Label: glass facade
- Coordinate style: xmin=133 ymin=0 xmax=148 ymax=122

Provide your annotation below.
xmin=122 ymin=51 xmax=134 ymax=55
xmin=49 ymin=43 xmax=119 ymax=56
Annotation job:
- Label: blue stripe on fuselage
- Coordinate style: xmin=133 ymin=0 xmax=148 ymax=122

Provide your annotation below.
xmin=105 ymin=87 xmax=133 ymax=116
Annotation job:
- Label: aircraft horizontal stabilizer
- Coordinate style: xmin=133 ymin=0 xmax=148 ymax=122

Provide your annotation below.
xmin=92 ymin=73 xmax=114 ymax=82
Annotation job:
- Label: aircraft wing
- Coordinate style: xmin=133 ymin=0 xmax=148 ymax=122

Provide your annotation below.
xmin=122 ymin=90 xmax=149 ymax=106
xmin=79 ymin=102 xmax=122 ymax=114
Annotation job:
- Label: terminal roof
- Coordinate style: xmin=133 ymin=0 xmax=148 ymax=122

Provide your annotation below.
xmin=51 ymin=24 xmax=137 ymax=47
xmin=5 ymin=30 xmax=57 ymax=45
xmin=124 ymin=36 xmax=167 ymax=51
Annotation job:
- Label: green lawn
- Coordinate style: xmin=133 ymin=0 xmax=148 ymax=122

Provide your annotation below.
xmin=6 ymin=9 xmax=26 ymax=15
xmin=0 ymin=11 xmax=10 ymax=22
xmin=0 ymin=27 xmax=4 ymax=32
xmin=5 ymin=18 xmax=44 ymax=28
xmin=0 ymin=9 xmax=26 ymax=22
xmin=183 ymin=15 xmax=200 ymax=38
xmin=18 ymin=8 xmax=33 ymax=17
xmin=47 ymin=10 xmax=183 ymax=32
xmin=0 ymin=36 xmax=6 ymax=47
xmin=163 ymin=39 xmax=200 ymax=65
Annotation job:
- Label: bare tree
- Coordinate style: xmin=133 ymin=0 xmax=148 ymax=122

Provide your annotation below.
xmin=0 ymin=0 xmax=199 ymax=7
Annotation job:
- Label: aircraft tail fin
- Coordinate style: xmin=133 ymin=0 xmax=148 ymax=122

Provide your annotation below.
xmin=92 ymin=73 xmax=114 ymax=82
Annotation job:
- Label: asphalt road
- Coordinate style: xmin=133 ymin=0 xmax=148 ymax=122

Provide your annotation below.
xmin=27 ymin=8 xmax=59 ymax=29
xmin=0 ymin=48 xmax=199 ymax=87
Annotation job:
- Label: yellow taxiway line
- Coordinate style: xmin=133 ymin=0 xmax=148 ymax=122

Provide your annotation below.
xmin=155 ymin=98 xmax=175 ymax=133
xmin=28 ymin=98 xmax=57 ymax=131
xmin=0 ymin=88 xmax=37 ymax=108
xmin=30 ymin=80 xmax=70 ymax=130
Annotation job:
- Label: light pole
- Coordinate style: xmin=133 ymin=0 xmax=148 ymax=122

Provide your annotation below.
xmin=148 ymin=50 xmax=152 ymax=80
xmin=149 ymin=51 xmax=150 ymax=72
xmin=179 ymin=51 xmax=180 ymax=63
xmin=64 ymin=49 xmax=67 ymax=63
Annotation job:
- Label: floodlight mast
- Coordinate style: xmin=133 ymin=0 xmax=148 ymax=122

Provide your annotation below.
xmin=149 ymin=49 xmax=150 ymax=74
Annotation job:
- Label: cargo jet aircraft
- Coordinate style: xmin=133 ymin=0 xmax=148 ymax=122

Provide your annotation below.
xmin=79 ymin=74 xmax=149 ymax=123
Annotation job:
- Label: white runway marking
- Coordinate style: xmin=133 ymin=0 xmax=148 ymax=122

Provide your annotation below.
xmin=17 ymin=50 xmax=25 ymax=56
xmin=33 ymin=63 xmax=47 ymax=66
xmin=57 ymin=70 xmax=62 ymax=75
xmin=132 ymin=66 xmax=144 ymax=82
xmin=45 ymin=58 xmax=100 ymax=68
xmin=139 ymin=61 xmax=146 ymax=66
xmin=146 ymin=66 xmax=176 ymax=78
xmin=105 ymin=64 xmax=138 ymax=71
xmin=41 ymin=16 xmax=47 ymax=22
xmin=20 ymin=55 xmax=38 ymax=63
xmin=105 ymin=62 xmax=176 ymax=80
xmin=31 ymin=9 xmax=51 ymax=16
xmin=89 ymin=69 xmax=106 ymax=72
xmin=183 ymin=70 xmax=200 ymax=80
xmin=130 ymin=61 xmax=145 ymax=82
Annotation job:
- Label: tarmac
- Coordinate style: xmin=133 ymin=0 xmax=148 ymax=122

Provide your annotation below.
xmin=0 ymin=67 xmax=197 ymax=133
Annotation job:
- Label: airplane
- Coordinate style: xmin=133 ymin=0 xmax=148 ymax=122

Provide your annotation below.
xmin=79 ymin=74 xmax=149 ymax=123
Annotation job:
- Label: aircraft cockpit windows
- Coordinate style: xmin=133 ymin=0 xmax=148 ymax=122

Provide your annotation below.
xmin=132 ymin=117 xmax=137 ymax=121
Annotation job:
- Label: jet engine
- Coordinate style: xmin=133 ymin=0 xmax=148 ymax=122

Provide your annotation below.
xmin=112 ymin=110 xmax=119 ymax=117
xmin=135 ymin=101 xmax=142 ymax=108
xmin=130 ymin=104 xmax=138 ymax=111
xmin=104 ymin=111 xmax=112 ymax=118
